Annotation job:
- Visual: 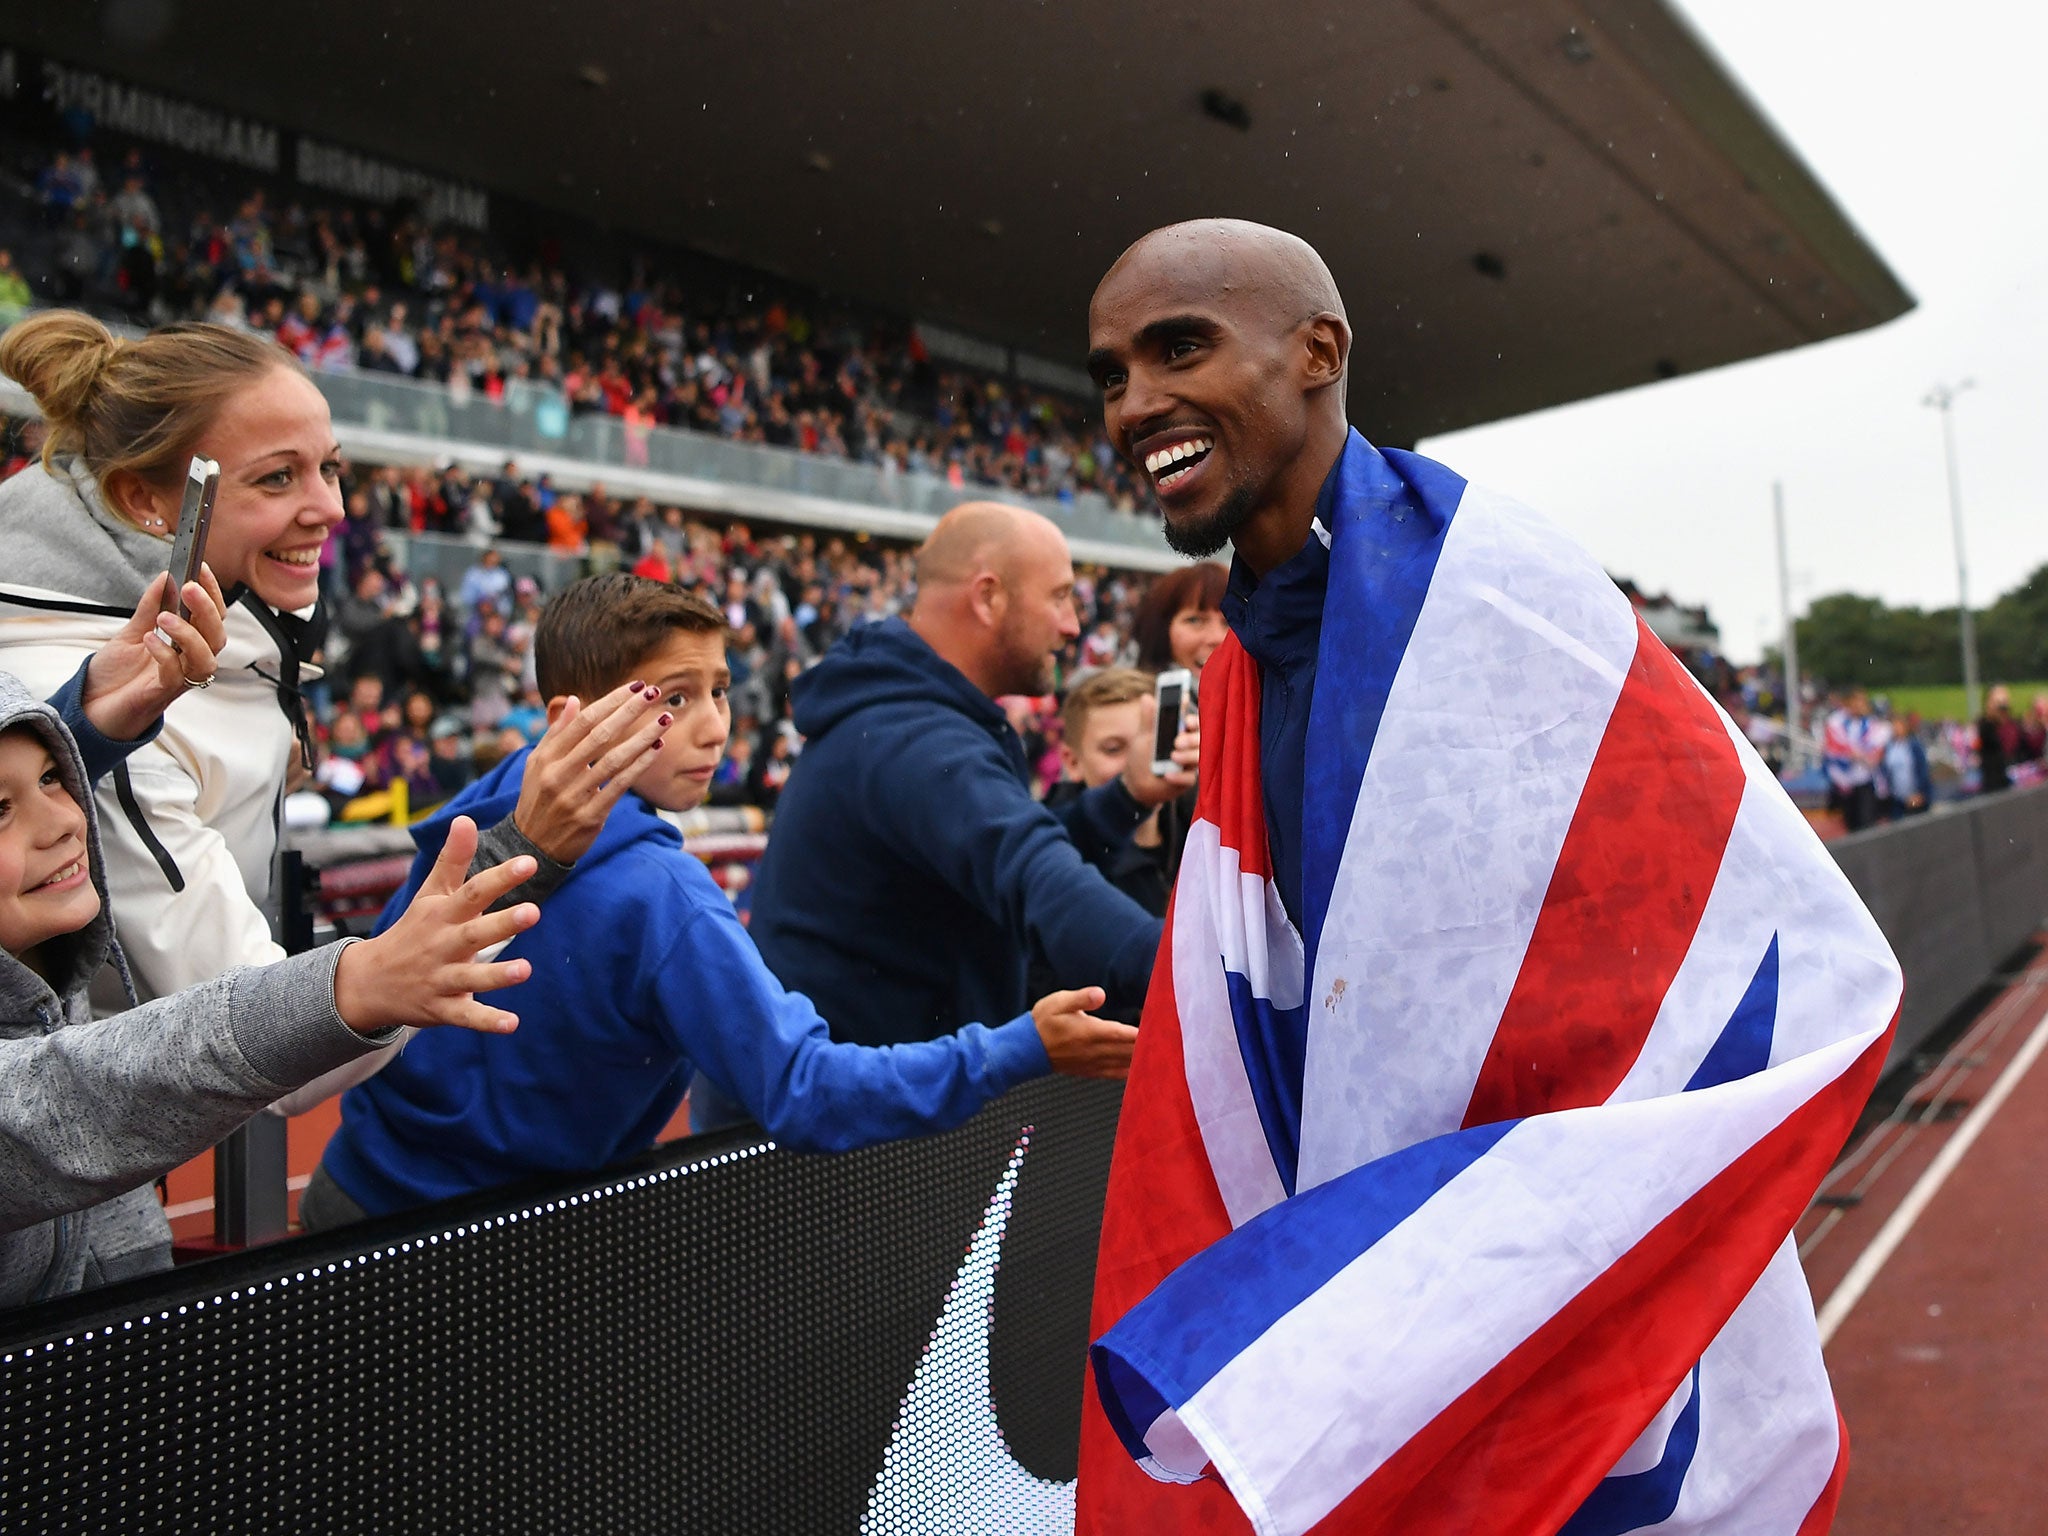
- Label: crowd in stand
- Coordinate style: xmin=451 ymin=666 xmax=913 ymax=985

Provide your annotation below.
xmin=310 ymin=453 xmax=1160 ymax=825
xmin=2 ymin=406 xmax=1156 ymax=826
xmin=4 ymin=141 xmax=1150 ymax=511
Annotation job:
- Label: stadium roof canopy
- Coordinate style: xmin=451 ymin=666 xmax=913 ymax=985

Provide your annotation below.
xmin=11 ymin=0 xmax=1910 ymax=442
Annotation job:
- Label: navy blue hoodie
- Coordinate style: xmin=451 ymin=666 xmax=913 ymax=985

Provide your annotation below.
xmin=319 ymin=744 xmax=1052 ymax=1217
xmin=751 ymin=619 xmax=1163 ymax=1048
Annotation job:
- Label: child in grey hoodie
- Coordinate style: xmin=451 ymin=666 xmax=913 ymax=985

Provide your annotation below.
xmin=0 ymin=670 xmax=542 ymax=1307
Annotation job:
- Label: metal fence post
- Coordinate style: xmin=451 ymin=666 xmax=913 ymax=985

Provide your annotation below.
xmin=211 ymin=849 xmax=312 ymax=1248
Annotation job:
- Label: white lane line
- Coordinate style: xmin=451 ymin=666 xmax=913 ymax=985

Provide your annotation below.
xmin=1818 ymin=1004 xmax=2048 ymax=1347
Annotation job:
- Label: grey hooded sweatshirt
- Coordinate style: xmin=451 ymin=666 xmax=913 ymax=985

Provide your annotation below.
xmin=0 ymin=672 xmax=398 ymax=1309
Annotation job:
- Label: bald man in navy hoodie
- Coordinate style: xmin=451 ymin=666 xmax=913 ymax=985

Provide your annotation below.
xmin=747 ymin=503 xmax=1195 ymax=1052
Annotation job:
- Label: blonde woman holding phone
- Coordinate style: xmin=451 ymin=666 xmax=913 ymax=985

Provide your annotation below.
xmin=0 ymin=312 xmax=666 ymax=1110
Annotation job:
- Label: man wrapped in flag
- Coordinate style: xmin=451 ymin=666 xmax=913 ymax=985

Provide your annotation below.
xmin=1075 ymin=220 xmax=1901 ymax=1536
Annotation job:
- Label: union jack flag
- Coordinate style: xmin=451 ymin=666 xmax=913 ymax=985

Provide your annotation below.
xmin=1076 ymin=433 xmax=1901 ymax=1536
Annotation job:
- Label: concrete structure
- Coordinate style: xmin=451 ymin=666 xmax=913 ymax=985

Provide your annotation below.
xmin=4 ymin=0 xmax=1909 ymax=446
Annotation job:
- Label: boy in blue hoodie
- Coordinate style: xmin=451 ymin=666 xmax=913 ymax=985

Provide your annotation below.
xmin=307 ymin=574 xmax=1136 ymax=1224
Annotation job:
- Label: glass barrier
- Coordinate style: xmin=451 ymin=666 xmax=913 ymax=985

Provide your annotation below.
xmin=312 ymin=370 xmax=1166 ymax=556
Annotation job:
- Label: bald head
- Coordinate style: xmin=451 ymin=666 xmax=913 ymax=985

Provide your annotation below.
xmin=913 ymin=500 xmax=1066 ymax=591
xmin=909 ymin=501 xmax=1081 ymax=697
xmin=1097 ymin=219 xmax=1345 ymax=354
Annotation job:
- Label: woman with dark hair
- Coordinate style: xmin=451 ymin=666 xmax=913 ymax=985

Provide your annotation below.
xmin=1132 ymin=561 xmax=1230 ymax=678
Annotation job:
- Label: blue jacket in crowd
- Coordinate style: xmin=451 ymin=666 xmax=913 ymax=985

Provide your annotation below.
xmin=320 ymin=746 xmax=1052 ymax=1217
xmin=750 ymin=617 xmax=1163 ymax=1049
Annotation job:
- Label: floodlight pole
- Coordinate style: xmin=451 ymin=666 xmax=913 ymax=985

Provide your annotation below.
xmin=1773 ymin=481 xmax=1803 ymax=763
xmin=1924 ymin=380 xmax=1981 ymax=722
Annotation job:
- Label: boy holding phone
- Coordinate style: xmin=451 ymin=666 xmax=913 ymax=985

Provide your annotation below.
xmin=1047 ymin=667 xmax=1191 ymax=922
xmin=305 ymin=574 xmax=1138 ymax=1226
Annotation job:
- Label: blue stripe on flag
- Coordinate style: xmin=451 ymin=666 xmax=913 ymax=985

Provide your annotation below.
xmin=1225 ymin=969 xmax=1309 ymax=1194
xmin=1302 ymin=437 xmax=1464 ymax=987
xmin=1092 ymin=1117 xmax=1517 ymax=1417
xmin=1558 ymin=1366 xmax=1702 ymax=1536
xmin=1095 ymin=1348 xmax=1176 ymax=1465
xmin=1685 ymin=935 xmax=1780 ymax=1092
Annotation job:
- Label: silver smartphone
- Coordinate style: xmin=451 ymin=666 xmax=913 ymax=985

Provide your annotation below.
xmin=164 ymin=456 xmax=220 ymax=621
xmin=1152 ymin=668 xmax=1192 ymax=776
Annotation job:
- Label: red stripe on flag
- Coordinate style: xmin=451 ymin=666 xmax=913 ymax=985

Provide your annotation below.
xmin=1194 ymin=635 xmax=1276 ymax=880
xmin=1314 ymin=1022 xmax=1893 ymax=1536
xmin=1077 ymin=887 xmax=1249 ymax=1534
xmin=1795 ymin=1406 xmax=1850 ymax=1536
xmin=1463 ymin=621 xmax=1746 ymax=1128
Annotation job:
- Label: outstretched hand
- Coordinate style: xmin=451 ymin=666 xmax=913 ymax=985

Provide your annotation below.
xmin=1033 ymin=985 xmax=1140 ymax=1080
xmin=81 ymin=565 xmax=229 ymax=741
xmin=333 ymin=815 xmax=541 ymax=1036
xmin=511 ymin=680 xmax=670 ymax=866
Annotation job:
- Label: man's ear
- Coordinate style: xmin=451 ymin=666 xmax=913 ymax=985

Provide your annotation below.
xmin=1058 ymin=740 xmax=1084 ymax=780
xmin=1302 ymin=313 xmax=1351 ymax=394
xmin=968 ymin=570 xmax=1006 ymax=629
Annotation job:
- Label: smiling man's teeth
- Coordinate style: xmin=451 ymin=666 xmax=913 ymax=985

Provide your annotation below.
xmin=1144 ymin=438 xmax=1214 ymax=480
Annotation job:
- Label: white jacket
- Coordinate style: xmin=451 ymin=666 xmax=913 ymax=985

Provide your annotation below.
xmin=0 ymin=462 xmax=398 ymax=1112
xmin=0 ymin=591 xmax=294 ymax=1002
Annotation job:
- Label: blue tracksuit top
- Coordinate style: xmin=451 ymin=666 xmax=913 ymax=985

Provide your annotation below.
xmin=321 ymin=746 xmax=1052 ymax=1217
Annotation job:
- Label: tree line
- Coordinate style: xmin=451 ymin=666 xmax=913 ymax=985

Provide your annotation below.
xmin=1780 ymin=562 xmax=2048 ymax=687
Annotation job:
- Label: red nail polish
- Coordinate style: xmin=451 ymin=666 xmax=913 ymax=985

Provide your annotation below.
xmin=627 ymin=680 xmax=644 ymax=691
xmin=643 ymin=685 xmax=659 ymax=699
xmin=652 ymin=737 xmax=665 ymax=750
xmin=658 ymin=712 xmax=673 ymax=727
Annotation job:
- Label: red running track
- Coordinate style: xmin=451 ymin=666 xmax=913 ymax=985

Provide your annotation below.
xmin=1800 ymin=935 xmax=2048 ymax=1535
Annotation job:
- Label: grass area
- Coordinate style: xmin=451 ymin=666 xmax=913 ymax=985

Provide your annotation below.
xmin=1871 ymin=681 xmax=2048 ymax=721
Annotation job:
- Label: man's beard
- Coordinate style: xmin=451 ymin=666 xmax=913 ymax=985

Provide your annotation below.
xmin=993 ymin=631 xmax=1061 ymax=698
xmin=1161 ymin=482 xmax=1259 ymax=560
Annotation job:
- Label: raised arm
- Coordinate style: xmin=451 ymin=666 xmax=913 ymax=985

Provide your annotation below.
xmin=657 ymin=899 xmax=1134 ymax=1155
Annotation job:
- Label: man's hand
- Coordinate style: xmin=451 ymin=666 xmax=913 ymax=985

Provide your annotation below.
xmin=511 ymin=680 xmax=668 ymax=866
xmin=333 ymin=816 xmax=540 ymax=1035
xmin=1121 ymin=691 xmax=1199 ymax=808
xmin=80 ymin=566 xmax=229 ymax=741
xmin=1033 ymin=985 xmax=1140 ymax=1080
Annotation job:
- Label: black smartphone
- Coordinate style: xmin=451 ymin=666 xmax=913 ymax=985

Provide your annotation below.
xmin=1152 ymin=668 xmax=1191 ymax=776
xmin=164 ymin=456 xmax=220 ymax=622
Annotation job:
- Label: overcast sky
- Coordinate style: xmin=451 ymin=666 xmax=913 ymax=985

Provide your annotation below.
xmin=1417 ymin=0 xmax=2048 ymax=666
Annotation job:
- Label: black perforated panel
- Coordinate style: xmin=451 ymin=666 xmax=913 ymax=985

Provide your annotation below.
xmin=0 ymin=1079 xmax=1122 ymax=1535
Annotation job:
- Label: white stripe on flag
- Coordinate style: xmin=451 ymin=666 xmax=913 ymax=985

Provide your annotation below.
xmin=1297 ymin=482 xmax=1640 ymax=1190
xmin=1172 ymin=1033 xmax=1881 ymax=1536
xmin=1718 ymin=716 xmax=1901 ymax=1069
xmin=1608 ymin=778 xmax=1795 ymax=1103
xmin=1608 ymin=1370 xmax=1695 ymax=1478
xmin=1174 ymin=819 xmax=1294 ymax=1227
xmin=1611 ymin=757 xmax=1899 ymax=1106
xmin=1654 ymin=1241 xmax=1842 ymax=1534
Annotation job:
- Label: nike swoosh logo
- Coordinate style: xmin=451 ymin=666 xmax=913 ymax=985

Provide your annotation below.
xmin=862 ymin=1131 xmax=1077 ymax=1533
